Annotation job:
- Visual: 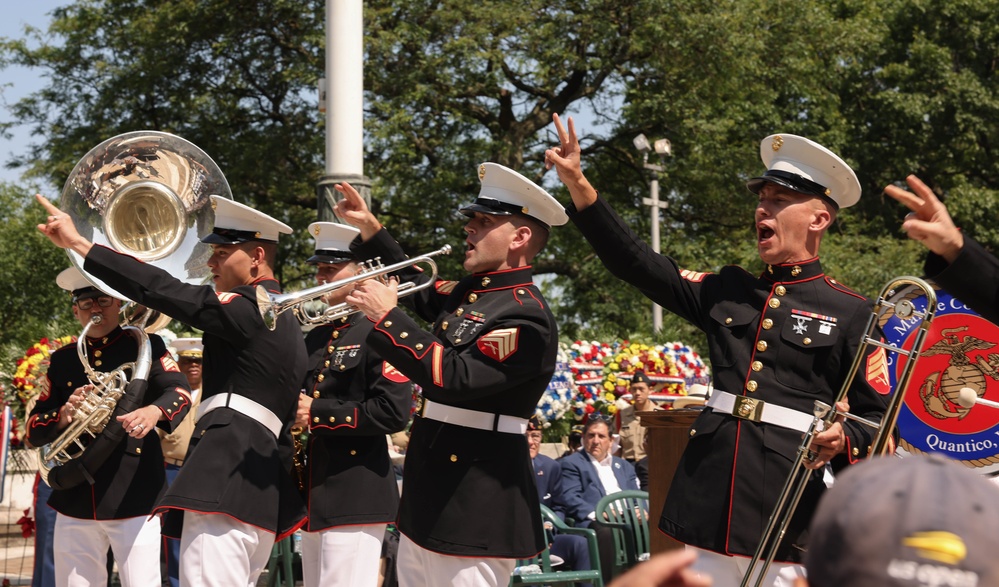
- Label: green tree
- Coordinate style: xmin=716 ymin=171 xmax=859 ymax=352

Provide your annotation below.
xmin=0 ymin=184 xmax=78 ymax=351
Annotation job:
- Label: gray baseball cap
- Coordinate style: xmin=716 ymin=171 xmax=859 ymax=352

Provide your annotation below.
xmin=805 ymin=453 xmax=999 ymax=587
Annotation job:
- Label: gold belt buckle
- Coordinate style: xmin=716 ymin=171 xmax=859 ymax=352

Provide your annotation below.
xmin=733 ymin=396 xmax=764 ymax=423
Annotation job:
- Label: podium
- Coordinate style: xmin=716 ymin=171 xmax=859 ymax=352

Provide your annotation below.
xmin=636 ymin=409 xmax=700 ymax=554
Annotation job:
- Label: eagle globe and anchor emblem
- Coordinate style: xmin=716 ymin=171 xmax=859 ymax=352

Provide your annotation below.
xmin=881 ymin=283 xmax=999 ymax=477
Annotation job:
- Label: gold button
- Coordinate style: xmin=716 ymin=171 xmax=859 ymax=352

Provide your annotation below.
xmin=756 ymin=340 xmax=768 ymax=352
xmin=136 ymin=448 xmax=142 ymax=455
xmin=400 ymin=332 xmax=409 ymax=338
xmin=416 ymin=343 xmax=424 ymax=350
xmin=768 ymin=298 xmax=780 ymax=309
xmin=94 ymin=350 xmax=102 ymax=358
xmin=67 ymin=381 xmax=73 ymax=386
xmin=201 ymin=430 xmax=206 ymax=436
xmin=313 ymin=391 xmax=320 ymax=399
xmin=762 ymin=319 xmax=773 ymax=330
xmin=339 ymin=365 xmax=346 ymax=371
xmin=324 ymin=360 xmax=330 ymax=367
xmin=852 ymin=447 xmax=859 ymax=457
xmin=456 ymin=308 xmax=464 ymax=316
xmin=481 ymin=277 xmax=491 ymax=287
xmin=318 ymin=374 xmax=325 ymax=382
xmin=751 ymin=361 xmax=763 ymax=372
xmin=746 ymin=380 xmax=758 ymax=392
xmin=725 ymin=317 xmax=733 ymax=325
xmin=327 ymin=346 xmax=334 ymax=353
xmin=450 ymin=454 xmax=458 ymax=462
xmin=517 ymin=289 xmax=526 ymax=294
xmin=468 ymin=293 xmax=478 ymax=303
xmin=775 ymin=285 xmax=786 ymax=296
xmin=455 ymin=338 xmax=462 ymax=344
xmin=345 ymin=416 xmax=352 ymax=423
xmin=173 ymin=401 xmax=179 ymax=406
xmin=689 ymin=429 xmax=696 ymax=437
xmin=803 ymin=338 xmax=812 ymax=345
xmin=442 ymin=321 xmax=449 ymax=331
xmin=384 ymin=321 xmax=393 ymax=327
xmin=95 ymin=360 xmax=102 ymax=367
xmin=167 ymin=409 xmax=172 ymax=413
xmin=350 ymin=450 xmax=357 ymax=456
xmin=329 ymin=416 xmax=335 ymax=423
xmin=313 ymin=417 xmax=320 ymax=423
xmin=333 ymin=331 xmax=339 ymax=339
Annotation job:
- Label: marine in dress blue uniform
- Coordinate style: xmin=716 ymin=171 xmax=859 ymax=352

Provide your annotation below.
xmin=297 ymin=222 xmax=412 ymax=587
xmin=334 ymin=163 xmax=568 ymax=586
xmin=546 ymin=118 xmax=889 ymax=584
xmin=27 ymin=267 xmax=192 ymax=587
xmin=35 ymin=195 xmax=308 ymax=586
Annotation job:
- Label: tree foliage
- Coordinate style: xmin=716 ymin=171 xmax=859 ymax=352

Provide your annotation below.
xmin=2 ymin=0 xmax=999 ymax=353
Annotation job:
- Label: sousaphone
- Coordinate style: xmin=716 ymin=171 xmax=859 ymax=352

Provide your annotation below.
xmin=61 ymin=131 xmax=233 ymax=327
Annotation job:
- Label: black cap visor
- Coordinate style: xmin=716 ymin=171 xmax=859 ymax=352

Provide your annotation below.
xmin=307 ymin=250 xmax=356 ymax=265
xmin=201 ymin=227 xmax=278 ymax=245
xmin=747 ymin=170 xmax=838 ymax=210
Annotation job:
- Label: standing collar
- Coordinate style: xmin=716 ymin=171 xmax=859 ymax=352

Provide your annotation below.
xmin=761 ymin=257 xmax=824 ymax=283
xmin=465 ymin=265 xmax=535 ymax=291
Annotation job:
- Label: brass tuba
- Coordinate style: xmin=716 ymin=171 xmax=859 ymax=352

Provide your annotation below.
xmin=39 ymin=315 xmax=151 ymax=486
xmin=41 ymin=131 xmax=231 ymax=485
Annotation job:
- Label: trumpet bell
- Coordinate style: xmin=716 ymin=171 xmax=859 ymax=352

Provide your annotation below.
xmin=60 ymin=131 xmax=232 ymax=298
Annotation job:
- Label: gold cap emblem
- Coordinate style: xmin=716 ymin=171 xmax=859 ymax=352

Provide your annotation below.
xmin=478 ymin=164 xmax=486 ymax=180
xmin=771 ymin=135 xmax=784 ymax=151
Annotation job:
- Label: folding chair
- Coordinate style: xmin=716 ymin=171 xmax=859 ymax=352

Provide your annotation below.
xmin=592 ymin=490 xmax=651 ymax=579
xmin=509 ymin=505 xmax=604 ymax=587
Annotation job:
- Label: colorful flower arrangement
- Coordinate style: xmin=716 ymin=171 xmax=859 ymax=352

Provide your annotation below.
xmin=2 ymin=335 xmax=77 ymax=445
xmin=534 ymin=340 xmax=710 ymax=441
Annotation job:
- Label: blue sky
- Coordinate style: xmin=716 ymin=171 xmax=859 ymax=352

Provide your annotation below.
xmin=0 ymin=1 xmax=64 ymax=194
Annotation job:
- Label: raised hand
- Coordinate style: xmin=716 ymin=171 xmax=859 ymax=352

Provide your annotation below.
xmin=544 ymin=113 xmax=598 ymax=209
xmin=883 ymin=175 xmax=964 ymax=263
xmin=35 ymin=194 xmax=93 ymax=256
xmin=332 ymin=182 xmax=382 ymax=240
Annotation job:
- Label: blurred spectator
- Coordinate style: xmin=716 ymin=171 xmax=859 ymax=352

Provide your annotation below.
xmin=796 ymin=453 xmax=999 ymax=587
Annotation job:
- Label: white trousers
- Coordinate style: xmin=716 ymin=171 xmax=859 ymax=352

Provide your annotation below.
xmin=53 ymin=512 xmax=162 ymax=587
xmin=300 ymin=523 xmax=386 ymax=587
xmin=397 ymin=534 xmax=516 ymax=587
xmin=179 ymin=511 xmax=275 ymax=587
xmin=689 ymin=546 xmax=806 ymax=587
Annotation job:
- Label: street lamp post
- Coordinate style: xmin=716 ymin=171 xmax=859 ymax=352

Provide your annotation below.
xmin=634 ymin=134 xmax=672 ymax=333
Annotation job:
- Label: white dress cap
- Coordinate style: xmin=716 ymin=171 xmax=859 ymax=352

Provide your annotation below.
xmin=171 ymin=337 xmax=204 ymax=359
xmin=56 ymin=266 xmax=112 ymax=300
xmin=306 ymin=222 xmax=360 ymax=264
xmin=746 ymin=134 xmax=861 ymax=210
xmin=201 ymin=195 xmax=293 ymax=244
xmin=460 ymin=162 xmax=568 ymax=228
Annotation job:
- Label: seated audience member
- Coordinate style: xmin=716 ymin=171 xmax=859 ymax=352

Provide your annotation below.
xmin=560 ymin=417 xmax=640 ymax=525
xmin=796 ymin=452 xmax=999 ymax=587
xmin=560 ymin=416 xmax=640 ymax=582
xmin=527 ymin=417 xmax=594 ymax=586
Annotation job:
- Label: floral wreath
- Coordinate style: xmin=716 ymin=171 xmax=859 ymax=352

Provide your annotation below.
xmin=534 ymin=340 xmax=710 ymax=441
xmin=2 ymin=335 xmax=77 ymax=446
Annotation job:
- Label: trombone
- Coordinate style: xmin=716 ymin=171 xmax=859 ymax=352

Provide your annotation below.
xmin=257 ymin=245 xmax=452 ymax=330
xmin=740 ymin=276 xmax=937 ymax=587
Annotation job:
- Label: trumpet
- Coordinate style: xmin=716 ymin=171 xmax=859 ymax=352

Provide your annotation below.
xmin=258 ymin=245 xmax=452 ymax=330
xmin=740 ymin=276 xmax=938 ymax=587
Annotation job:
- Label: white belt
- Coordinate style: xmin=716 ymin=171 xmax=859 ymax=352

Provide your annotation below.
xmin=417 ymin=398 xmax=528 ymax=435
xmin=196 ymin=393 xmax=284 ymax=439
xmin=706 ymin=391 xmax=815 ymax=434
